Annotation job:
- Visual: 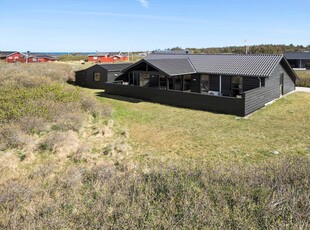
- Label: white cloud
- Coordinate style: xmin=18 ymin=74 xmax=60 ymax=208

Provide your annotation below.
xmin=137 ymin=0 xmax=149 ymax=8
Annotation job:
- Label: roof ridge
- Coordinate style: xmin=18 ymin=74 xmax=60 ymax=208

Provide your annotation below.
xmin=148 ymin=53 xmax=283 ymax=57
xmin=195 ymin=53 xmax=283 ymax=56
xmin=187 ymin=57 xmax=197 ymax=73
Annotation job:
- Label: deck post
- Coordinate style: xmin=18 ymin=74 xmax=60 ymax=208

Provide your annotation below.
xmin=219 ymin=75 xmax=222 ymax=95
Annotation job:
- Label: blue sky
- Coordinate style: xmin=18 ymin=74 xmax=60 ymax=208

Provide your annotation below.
xmin=0 ymin=0 xmax=309 ymax=52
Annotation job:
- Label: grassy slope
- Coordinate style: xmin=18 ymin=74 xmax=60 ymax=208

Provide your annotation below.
xmin=93 ymin=90 xmax=310 ymax=164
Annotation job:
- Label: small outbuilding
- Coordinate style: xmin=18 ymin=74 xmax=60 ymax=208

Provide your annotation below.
xmin=75 ymin=63 xmax=133 ymax=89
xmin=284 ymin=52 xmax=310 ymax=70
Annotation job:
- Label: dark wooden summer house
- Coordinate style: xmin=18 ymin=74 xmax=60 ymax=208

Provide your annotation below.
xmin=75 ymin=63 xmax=133 ymax=89
xmin=284 ymin=52 xmax=310 ymax=70
xmin=102 ymin=54 xmax=297 ymax=116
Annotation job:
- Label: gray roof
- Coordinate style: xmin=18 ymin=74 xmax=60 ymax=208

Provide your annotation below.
xmin=88 ymin=52 xmax=109 ymax=57
xmin=144 ymin=54 xmax=284 ymax=77
xmin=146 ymin=58 xmax=196 ymax=76
xmin=151 ymin=50 xmax=191 ymax=55
xmin=284 ymin=52 xmax=310 ymax=60
xmin=97 ymin=63 xmax=133 ymax=71
xmin=0 ymin=51 xmax=19 ymax=58
xmin=33 ymin=54 xmax=57 ymax=60
xmin=88 ymin=52 xmax=127 ymax=57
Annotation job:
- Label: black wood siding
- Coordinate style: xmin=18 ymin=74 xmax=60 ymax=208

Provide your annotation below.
xmin=75 ymin=70 xmax=87 ymax=86
xmin=191 ymin=74 xmax=201 ymax=93
xmin=209 ymin=75 xmax=219 ymax=91
xmin=244 ymin=63 xmax=295 ymax=115
xmin=149 ymin=75 xmax=159 ymax=87
xmin=243 ymin=77 xmax=260 ymax=91
xmin=103 ymin=83 xmax=245 ymax=116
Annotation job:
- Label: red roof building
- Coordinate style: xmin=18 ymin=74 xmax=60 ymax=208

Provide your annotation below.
xmin=28 ymin=55 xmax=57 ymax=63
xmin=0 ymin=51 xmax=57 ymax=63
xmin=88 ymin=52 xmax=129 ymax=63
xmin=0 ymin=51 xmax=24 ymax=63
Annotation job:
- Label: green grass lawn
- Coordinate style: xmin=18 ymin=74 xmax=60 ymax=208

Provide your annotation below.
xmin=92 ymin=90 xmax=310 ymax=165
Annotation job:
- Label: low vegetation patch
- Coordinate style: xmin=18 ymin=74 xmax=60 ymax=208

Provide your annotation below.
xmin=296 ymin=70 xmax=310 ymax=87
xmin=0 ymin=156 xmax=309 ymax=229
xmin=57 ymin=54 xmax=88 ymax=62
xmin=0 ymin=62 xmax=113 ymax=156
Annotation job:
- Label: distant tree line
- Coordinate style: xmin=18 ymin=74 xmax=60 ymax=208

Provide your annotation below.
xmin=167 ymin=44 xmax=310 ymax=54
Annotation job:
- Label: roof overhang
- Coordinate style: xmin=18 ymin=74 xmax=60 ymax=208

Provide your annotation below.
xmin=4 ymin=51 xmax=20 ymax=57
xmin=196 ymin=72 xmax=269 ymax=78
xmin=121 ymin=59 xmax=172 ymax=76
xmin=280 ymin=58 xmax=299 ymax=81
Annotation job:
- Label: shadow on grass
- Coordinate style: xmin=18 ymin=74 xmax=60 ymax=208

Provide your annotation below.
xmin=67 ymin=80 xmax=76 ymax=85
xmin=95 ymin=91 xmax=143 ymax=103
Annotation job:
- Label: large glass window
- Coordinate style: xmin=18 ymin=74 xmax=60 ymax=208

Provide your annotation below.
xmin=129 ymin=72 xmax=140 ymax=85
xmin=201 ymin=75 xmax=209 ymax=93
xmin=139 ymin=73 xmax=150 ymax=86
xmin=159 ymin=75 xmax=166 ymax=89
xmin=93 ymin=72 xmax=101 ymax=82
xmin=183 ymin=75 xmax=191 ymax=91
xmin=231 ymin=76 xmax=243 ymax=96
xmin=174 ymin=76 xmax=182 ymax=90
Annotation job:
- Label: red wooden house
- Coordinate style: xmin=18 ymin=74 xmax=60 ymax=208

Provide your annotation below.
xmin=0 ymin=51 xmax=57 ymax=63
xmin=0 ymin=51 xmax=24 ymax=63
xmin=28 ymin=55 xmax=57 ymax=63
xmin=88 ymin=52 xmax=129 ymax=63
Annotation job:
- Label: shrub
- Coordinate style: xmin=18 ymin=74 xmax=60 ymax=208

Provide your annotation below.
xmin=52 ymin=112 xmax=85 ymax=132
xmin=296 ymin=71 xmax=310 ymax=87
xmin=0 ymin=123 xmax=32 ymax=149
xmin=40 ymin=130 xmax=79 ymax=154
xmin=80 ymin=95 xmax=112 ymax=117
xmin=17 ymin=116 xmax=48 ymax=134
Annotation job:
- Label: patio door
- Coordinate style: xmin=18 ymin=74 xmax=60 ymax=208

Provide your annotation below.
xmin=231 ymin=76 xmax=243 ymax=97
xmin=201 ymin=75 xmax=209 ymax=93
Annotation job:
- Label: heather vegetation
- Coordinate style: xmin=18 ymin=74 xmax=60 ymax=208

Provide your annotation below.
xmin=0 ymin=62 xmax=309 ymax=228
xmin=296 ymin=70 xmax=310 ymax=87
xmin=0 ymin=62 xmax=114 ymax=157
xmin=1 ymin=155 xmax=309 ymax=229
xmin=57 ymin=54 xmax=88 ymax=62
